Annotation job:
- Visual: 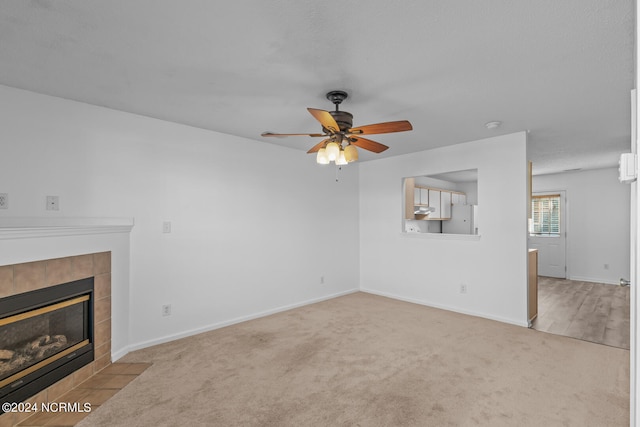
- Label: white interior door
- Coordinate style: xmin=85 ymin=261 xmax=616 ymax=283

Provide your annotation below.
xmin=529 ymin=191 xmax=567 ymax=278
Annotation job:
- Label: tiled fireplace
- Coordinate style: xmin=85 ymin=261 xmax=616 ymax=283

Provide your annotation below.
xmin=0 ymin=252 xmax=112 ymax=426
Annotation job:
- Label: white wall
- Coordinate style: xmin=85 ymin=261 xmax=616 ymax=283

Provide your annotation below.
xmin=359 ymin=132 xmax=529 ymax=326
xmin=457 ymin=181 xmax=479 ymax=205
xmin=533 ymin=168 xmax=631 ymax=284
xmin=0 ymin=85 xmax=360 ymax=357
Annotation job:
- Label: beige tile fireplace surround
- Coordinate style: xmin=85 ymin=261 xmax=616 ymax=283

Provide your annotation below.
xmin=0 ymin=252 xmax=112 ymax=427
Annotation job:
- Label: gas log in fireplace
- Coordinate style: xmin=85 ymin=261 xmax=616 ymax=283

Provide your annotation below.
xmin=0 ymin=278 xmax=94 ymax=409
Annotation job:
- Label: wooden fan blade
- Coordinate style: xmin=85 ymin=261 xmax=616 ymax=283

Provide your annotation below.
xmin=350 ymin=136 xmax=389 ymax=153
xmin=307 ymin=108 xmax=340 ymax=133
xmin=307 ymin=139 xmax=330 ymax=154
xmin=349 ymin=120 xmax=412 ymax=135
xmin=261 ymin=132 xmax=326 ymax=138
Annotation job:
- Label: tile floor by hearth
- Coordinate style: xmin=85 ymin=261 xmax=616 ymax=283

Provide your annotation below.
xmin=17 ymin=363 xmax=151 ymax=427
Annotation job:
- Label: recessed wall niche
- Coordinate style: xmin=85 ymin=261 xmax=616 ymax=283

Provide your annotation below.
xmin=403 ymin=169 xmax=478 ymax=235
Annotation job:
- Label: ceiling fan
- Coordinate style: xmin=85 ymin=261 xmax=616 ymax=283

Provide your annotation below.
xmin=261 ymin=90 xmax=412 ymax=165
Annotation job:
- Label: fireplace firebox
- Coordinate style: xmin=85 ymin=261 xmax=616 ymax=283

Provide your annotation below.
xmin=0 ymin=277 xmax=94 ymax=409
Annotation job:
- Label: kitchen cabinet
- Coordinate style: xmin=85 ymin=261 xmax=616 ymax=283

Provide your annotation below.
xmin=451 ymin=192 xmax=466 ymax=205
xmin=426 ymin=189 xmax=453 ymax=220
xmin=421 ymin=189 xmax=429 ymax=205
xmin=414 ymin=188 xmax=429 ymax=205
xmin=404 ymin=177 xmax=464 ymax=222
xmin=441 ymin=191 xmax=451 ymax=219
xmin=428 ymin=190 xmax=441 ymax=218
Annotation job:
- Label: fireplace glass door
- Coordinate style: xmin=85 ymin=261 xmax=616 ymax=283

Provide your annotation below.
xmin=0 ymin=277 xmax=94 ymax=406
xmin=0 ymin=295 xmax=90 ymax=387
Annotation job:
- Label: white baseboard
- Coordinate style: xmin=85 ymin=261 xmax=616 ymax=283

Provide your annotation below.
xmin=360 ymin=288 xmax=529 ymax=328
xmin=111 ymin=346 xmax=130 ymax=362
xmin=123 ymin=288 xmax=359 ymax=356
xmin=568 ymin=275 xmax=621 ymax=285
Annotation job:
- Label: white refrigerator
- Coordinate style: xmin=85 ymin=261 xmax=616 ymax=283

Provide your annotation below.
xmin=442 ymin=205 xmax=477 ymax=235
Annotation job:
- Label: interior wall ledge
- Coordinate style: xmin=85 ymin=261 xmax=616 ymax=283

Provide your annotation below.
xmin=0 ymin=217 xmax=134 ymax=239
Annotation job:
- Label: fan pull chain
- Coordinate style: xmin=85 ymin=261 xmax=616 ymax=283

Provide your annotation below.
xmin=335 ymin=166 xmax=342 ymax=182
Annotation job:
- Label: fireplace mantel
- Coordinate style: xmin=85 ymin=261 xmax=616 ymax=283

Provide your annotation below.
xmin=0 ymin=217 xmax=134 ymax=240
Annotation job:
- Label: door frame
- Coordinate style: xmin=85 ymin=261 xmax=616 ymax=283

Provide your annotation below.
xmin=529 ymin=190 xmax=568 ymax=278
xmin=630 ymin=87 xmax=637 ymax=425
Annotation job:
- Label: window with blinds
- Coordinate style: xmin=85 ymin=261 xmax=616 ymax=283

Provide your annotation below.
xmin=530 ymin=194 xmax=560 ymax=236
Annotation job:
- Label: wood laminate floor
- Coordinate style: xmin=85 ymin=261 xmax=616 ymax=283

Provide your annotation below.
xmin=532 ymin=277 xmax=630 ymax=349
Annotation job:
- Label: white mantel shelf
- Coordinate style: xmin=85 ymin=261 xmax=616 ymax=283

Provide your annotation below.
xmin=0 ymin=217 xmax=134 ymax=240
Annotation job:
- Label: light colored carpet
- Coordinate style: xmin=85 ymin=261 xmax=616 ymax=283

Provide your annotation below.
xmin=78 ymin=292 xmax=629 ymax=426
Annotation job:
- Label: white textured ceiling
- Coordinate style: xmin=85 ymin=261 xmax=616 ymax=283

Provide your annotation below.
xmin=0 ymin=1 xmax=634 ymax=174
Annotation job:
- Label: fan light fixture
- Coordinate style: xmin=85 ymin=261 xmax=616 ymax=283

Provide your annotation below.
xmin=261 ymin=90 xmax=413 ymax=166
xmin=317 ymin=138 xmax=358 ymax=165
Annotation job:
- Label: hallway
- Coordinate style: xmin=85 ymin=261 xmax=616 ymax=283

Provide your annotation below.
xmin=532 ymin=277 xmax=630 ymax=349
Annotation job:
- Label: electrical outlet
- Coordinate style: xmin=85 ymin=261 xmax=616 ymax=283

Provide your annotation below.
xmin=162 ymin=221 xmax=172 ymax=233
xmin=604 ymin=264 xmax=610 ymax=270
xmin=0 ymin=193 xmax=7 ymax=209
xmin=162 ymin=304 xmax=172 ymax=316
xmin=46 ymin=195 xmax=59 ymax=211
xmin=320 ymin=276 xmax=325 ymax=284
xmin=460 ymin=283 xmax=468 ymax=294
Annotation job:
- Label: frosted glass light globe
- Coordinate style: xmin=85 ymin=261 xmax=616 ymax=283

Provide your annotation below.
xmin=336 ymin=150 xmax=348 ymax=165
xmin=344 ymin=144 xmax=358 ymax=162
xmin=325 ymin=141 xmax=340 ymax=161
xmin=316 ymin=148 xmax=329 ymax=164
